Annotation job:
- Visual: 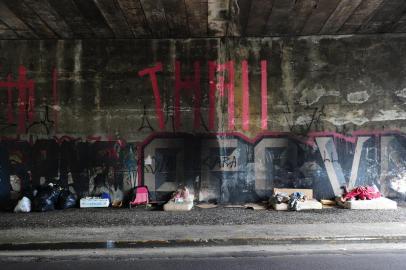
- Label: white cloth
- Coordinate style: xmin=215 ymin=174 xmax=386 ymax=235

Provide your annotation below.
xmin=14 ymin=197 xmax=31 ymax=213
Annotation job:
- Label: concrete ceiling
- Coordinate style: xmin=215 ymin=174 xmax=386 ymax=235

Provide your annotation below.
xmin=0 ymin=0 xmax=406 ymax=39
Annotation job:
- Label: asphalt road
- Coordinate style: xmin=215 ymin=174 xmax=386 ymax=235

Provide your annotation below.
xmin=2 ymin=250 xmax=406 ymax=270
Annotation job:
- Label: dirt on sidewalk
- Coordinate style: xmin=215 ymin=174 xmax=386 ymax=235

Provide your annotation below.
xmin=1 ymin=203 xmax=406 ymax=229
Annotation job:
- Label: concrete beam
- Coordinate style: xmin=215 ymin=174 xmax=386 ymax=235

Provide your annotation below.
xmin=117 ymin=0 xmax=151 ymax=37
xmin=184 ymin=0 xmax=208 ymax=37
xmin=338 ymin=0 xmax=384 ymax=34
xmin=0 ymin=2 xmax=37 ymax=39
xmin=23 ymin=0 xmax=73 ymax=38
xmin=301 ymin=0 xmax=340 ymax=35
xmin=320 ymin=0 xmax=363 ymax=34
xmin=47 ymin=0 xmax=95 ymax=39
xmin=245 ymin=0 xmax=274 ymax=36
xmin=93 ymin=0 xmax=134 ymax=38
xmin=3 ymin=0 xmax=56 ymax=38
xmin=358 ymin=0 xmax=406 ymax=33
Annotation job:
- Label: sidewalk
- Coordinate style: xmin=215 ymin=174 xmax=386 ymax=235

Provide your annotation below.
xmin=1 ymin=222 xmax=406 ymax=246
xmin=1 ymin=204 xmax=406 ymax=228
xmin=1 ymin=206 xmax=406 ymax=248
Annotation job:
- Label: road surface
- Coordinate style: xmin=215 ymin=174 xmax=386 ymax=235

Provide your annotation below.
xmin=1 ymin=248 xmax=406 ymax=270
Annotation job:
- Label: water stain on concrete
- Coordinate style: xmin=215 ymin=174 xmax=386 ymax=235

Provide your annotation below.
xmin=347 ymin=91 xmax=370 ymax=104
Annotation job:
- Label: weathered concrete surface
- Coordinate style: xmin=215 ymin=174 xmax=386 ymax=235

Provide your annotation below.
xmin=1 ymin=222 xmax=406 ymax=245
xmin=3 ymin=0 xmax=406 ymax=40
xmin=1 ymin=206 xmax=406 ymax=229
xmin=0 ymin=38 xmax=220 ymax=138
xmin=2 ymin=34 xmax=406 ymax=137
xmin=2 ymin=243 xmax=406 ymax=260
xmin=2 ymin=34 xmax=406 ymax=204
xmin=3 ymin=248 xmax=406 ymax=270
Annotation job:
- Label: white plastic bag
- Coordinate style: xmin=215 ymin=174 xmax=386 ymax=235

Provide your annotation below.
xmin=14 ymin=197 xmax=31 ymax=213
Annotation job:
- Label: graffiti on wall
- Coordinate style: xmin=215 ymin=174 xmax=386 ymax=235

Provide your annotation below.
xmin=138 ymin=60 xmax=269 ymax=131
xmin=2 ymin=131 xmax=406 ymax=203
xmin=1 ymin=63 xmax=406 ymax=203
xmin=2 ymin=138 xmax=140 ymax=201
xmin=0 ymin=66 xmax=59 ymax=134
xmin=138 ymin=132 xmax=406 ymax=202
xmin=1 ymin=60 xmax=268 ymax=135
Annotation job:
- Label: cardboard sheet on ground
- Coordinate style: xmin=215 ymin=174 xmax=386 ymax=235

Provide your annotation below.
xmin=196 ymin=203 xmax=218 ymax=209
xmin=244 ymin=203 xmax=267 ymax=210
xmin=321 ymin=199 xmax=335 ymax=205
xmin=322 ymin=204 xmax=338 ymax=209
xmin=337 ymin=197 xmax=397 ymax=210
xmin=321 ymin=199 xmax=337 ymax=209
xmin=222 ymin=204 xmax=267 ymax=210
xmin=224 ymin=205 xmax=245 ymax=208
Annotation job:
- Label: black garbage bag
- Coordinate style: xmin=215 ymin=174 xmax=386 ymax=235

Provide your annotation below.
xmin=56 ymin=190 xmax=77 ymax=209
xmin=32 ymin=184 xmax=62 ymax=212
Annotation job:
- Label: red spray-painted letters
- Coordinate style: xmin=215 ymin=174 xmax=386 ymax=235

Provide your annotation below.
xmin=139 ymin=60 xmax=268 ymax=132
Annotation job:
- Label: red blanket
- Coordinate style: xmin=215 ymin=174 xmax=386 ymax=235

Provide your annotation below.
xmin=342 ymin=186 xmax=381 ymax=201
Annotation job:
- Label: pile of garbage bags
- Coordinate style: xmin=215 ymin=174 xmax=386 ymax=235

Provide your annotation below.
xmin=14 ymin=183 xmax=77 ymax=213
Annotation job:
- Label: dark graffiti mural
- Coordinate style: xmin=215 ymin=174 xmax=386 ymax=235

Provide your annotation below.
xmin=2 ymin=138 xmax=138 ymax=202
xmin=2 ymin=132 xmax=406 ymax=203
xmin=141 ymin=132 xmax=406 ymax=202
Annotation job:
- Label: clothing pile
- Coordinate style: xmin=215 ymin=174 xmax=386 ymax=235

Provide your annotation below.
xmin=172 ymin=185 xmax=190 ymax=203
xmin=163 ymin=185 xmax=194 ymax=211
xmin=270 ymin=191 xmax=309 ymax=211
xmin=269 ymin=192 xmax=289 ymax=204
xmin=288 ymin=192 xmax=308 ymax=211
xmin=341 ymin=185 xmax=381 ymax=202
xmin=338 ymin=185 xmax=397 ymax=209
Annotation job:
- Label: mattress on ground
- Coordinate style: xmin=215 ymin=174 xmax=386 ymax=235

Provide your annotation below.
xmin=341 ymin=197 xmax=397 ymax=210
xmin=163 ymin=200 xmax=194 ymax=211
xmin=271 ymin=199 xmax=322 ymax=211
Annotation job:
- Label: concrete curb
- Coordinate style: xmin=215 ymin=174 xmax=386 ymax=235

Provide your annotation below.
xmin=2 ymin=243 xmax=406 ymax=262
xmin=2 ymin=235 xmax=406 ymax=251
xmin=1 ymin=222 xmax=406 ymax=250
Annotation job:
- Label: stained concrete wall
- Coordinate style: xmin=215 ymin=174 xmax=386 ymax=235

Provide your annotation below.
xmin=1 ymin=34 xmax=406 ymax=203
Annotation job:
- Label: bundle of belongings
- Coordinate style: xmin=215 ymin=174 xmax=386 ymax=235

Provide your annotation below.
xmin=342 ymin=185 xmax=381 ymax=201
xmin=337 ymin=185 xmax=397 ymax=210
xmin=129 ymin=186 xmax=151 ymax=209
xmin=14 ymin=183 xmax=77 ymax=213
xmin=80 ymin=192 xmax=111 ymax=208
xmin=163 ymin=185 xmax=194 ymax=211
xmin=269 ymin=188 xmax=322 ymax=211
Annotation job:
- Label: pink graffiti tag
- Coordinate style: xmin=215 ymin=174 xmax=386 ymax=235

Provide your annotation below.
xmin=242 ymin=60 xmax=249 ymax=131
xmin=6 ymin=74 xmax=13 ymax=124
xmin=174 ymin=61 xmax=201 ymax=130
xmin=52 ymin=68 xmax=59 ymax=132
xmin=261 ymin=60 xmax=268 ymax=130
xmin=138 ymin=63 xmax=165 ymax=130
xmin=209 ymin=61 xmax=235 ymax=130
xmin=139 ymin=60 xmax=268 ymax=132
xmin=0 ymin=66 xmax=35 ymax=133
